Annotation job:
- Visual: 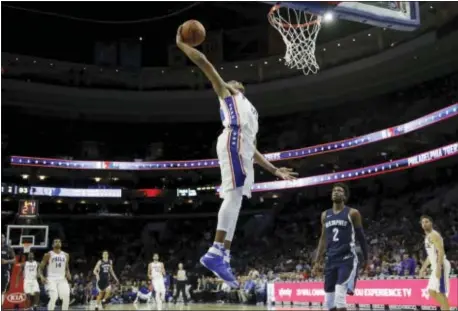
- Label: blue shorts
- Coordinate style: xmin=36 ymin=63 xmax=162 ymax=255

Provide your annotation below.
xmin=324 ymin=255 xmax=358 ymax=294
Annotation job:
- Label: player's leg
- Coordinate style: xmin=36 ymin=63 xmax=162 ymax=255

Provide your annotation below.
xmin=31 ymin=281 xmax=40 ymax=311
xmin=335 ymin=258 xmax=358 ymax=311
xmin=95 ymin=281 xmax=105 ymax=309
xmin=324 ymin=263 xmax=338 ymax=311
xmin=200 ymin=187 xmax=243 ymax=287
xmin=428 ymin=263 xmax=451 ymax=310
xmin=57 ymin=280 xmax=71 ymax=310
xmin=102 ymin=285 xmax=112 ymax=306
xmin=47 ymin=280 xmax=59 ymax=311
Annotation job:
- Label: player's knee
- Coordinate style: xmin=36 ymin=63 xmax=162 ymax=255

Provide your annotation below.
xmin=335 ymin=284 xmax=347 ymax=308
xmin=428 ymin=289 xmax=438 ymax=298
xmin=324 ymin=292 xmax=336 ymax=310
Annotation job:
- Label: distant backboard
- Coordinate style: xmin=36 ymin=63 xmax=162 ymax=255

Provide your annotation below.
xmin=6 ymin=225 xmax=49 ymax=250
xmin=266 ymin=1 xmax=420 ymax=31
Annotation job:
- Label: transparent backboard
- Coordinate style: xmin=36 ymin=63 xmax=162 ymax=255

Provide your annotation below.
xmin=265 ymin=1 xmax=420 ymax=31
xmin=6 ymin=225 xmax=49 ymax=250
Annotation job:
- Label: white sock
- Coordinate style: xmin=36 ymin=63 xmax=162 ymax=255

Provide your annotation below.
xmin=224 ymin=249 xmax=231 ymax=263
xmin=208 ymin=242 xmax=224 ymax=256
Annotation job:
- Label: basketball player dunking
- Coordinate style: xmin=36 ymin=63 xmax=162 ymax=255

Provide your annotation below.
xmin=419 ymin=215 xmax=451 ymax=310
xmin=1 ymin=234 xmax=16 ymax=306
xmin=93 ymin=250 xmax=119 ymax=310
xmin=313 ymin=183 xmax=368 ymax=311
xmin=148 ymin=253 xmax=166 ymax=307
xmin=176 ymin=25 xmax=297 ymax=288
xmin=16 ymin=252 xmax=40 ymax=311
xmin=38 ymin=238 xmax=72 ymax=311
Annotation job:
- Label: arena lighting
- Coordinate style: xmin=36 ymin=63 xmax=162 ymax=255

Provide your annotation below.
xmin=38 ymin=175 xmax=46 ymax=180
xmin=94 ymin=177 xmax=101 ymax=182
xmin=21 ymin=174 xmax=29 ymax=180
xmin=323 ymin=11 xmax=334 ymax=22
xmin=56 ymin=199 xmax=62 ymax=204
xmin=10 ymin=104 xmax=458 ymax=171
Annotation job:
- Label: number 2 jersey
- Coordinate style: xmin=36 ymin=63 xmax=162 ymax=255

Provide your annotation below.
xmin=324 ymin=206 xmax=356 ymax=263
xmin=47 ymin=250 xmax=67 ymax=281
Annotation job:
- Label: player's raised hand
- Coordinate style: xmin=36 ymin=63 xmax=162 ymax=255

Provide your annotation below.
xmin=275 ymin=167 xmax=298 ymax=180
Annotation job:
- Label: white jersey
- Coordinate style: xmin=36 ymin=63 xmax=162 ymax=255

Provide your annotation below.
xmin=24 ymin=260 xmax=38 ymax=281
xmin=47 ymin=250 xmax=67 ymax=281
xmin=424 ymin=230 xmax=447 ymax=270
xmin=149 ymin=262 xmax=164 ymax=281
xmin=217 ymin=92 xmax=259 ymax=198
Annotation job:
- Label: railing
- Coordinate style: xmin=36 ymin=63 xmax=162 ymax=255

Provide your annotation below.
xmin=10 ymin=103 xmax=458 ymax=171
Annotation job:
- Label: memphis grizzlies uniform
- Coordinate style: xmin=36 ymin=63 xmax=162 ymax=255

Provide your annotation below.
xmin=218 ymin=92 xmax=258 ymax=199
xmin=24 ymin=260 xmax=40 ymax=294
xmin=1 ymin=245 xmax=14 ymax=293
xmin=425 ymin=230 xmax=451 ymax=295
xmin=324 ymin=206 xmax=358 ymax=295
xmin=97 ymin=260 xmax=112 ymax=291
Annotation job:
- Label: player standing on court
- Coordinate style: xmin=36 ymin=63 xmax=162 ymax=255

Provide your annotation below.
xmin=312 ymin=183 xmax=368 ymax=311
xmin=419 ymin=215 xmax=451 ymax=310
xmin=38 ymin=238 xmax=71 ymax=311
xmin=16 ymin=252 xmax=40 ymax=311
xmin=148 ymin=253 xmax=166 ymax=307
xmin=1 ymin=234 xmax=16 ymax=306
xmin=176 ymin=23 xmax=297 ymax=288
xmin=93 ymin=250 xmax=119 ymax=310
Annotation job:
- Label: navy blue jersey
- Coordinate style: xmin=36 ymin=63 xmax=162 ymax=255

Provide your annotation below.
xmin=324 ymin=206 xmax=356 ymax=262
xmin=99 ymin=260 xmax=112 ymax=281
xmin=1 ymin=245 xmax=14 ymax=272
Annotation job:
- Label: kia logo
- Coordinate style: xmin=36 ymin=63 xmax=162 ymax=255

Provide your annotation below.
xmin=7 ymin=292 xmax=26 ymax=303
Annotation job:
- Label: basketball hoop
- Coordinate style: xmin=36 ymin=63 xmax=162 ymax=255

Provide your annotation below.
xmin=22 ymin=242 xmax=33 ymax=254
xmin=268 ymin=4 xmax=322 ymax=75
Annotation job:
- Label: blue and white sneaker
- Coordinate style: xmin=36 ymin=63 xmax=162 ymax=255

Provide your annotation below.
xmin=200 ymin=245 xmax=239 ymax=288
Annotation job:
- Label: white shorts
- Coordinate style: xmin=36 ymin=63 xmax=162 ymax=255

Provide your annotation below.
xmin=24 ymin=280 xmax=40 ymax=295
xmin=217 ymin=131 xmax=255 ymax=199
xmin=427 ymin=260 xmax=451 ymax=295
xmin=152 ymin=279 xmax=166 ymax=295
xmin=47 ymin=279 xmax=70 ymax=299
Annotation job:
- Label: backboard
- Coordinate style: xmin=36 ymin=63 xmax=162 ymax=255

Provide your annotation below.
xmin=267 ymin=1 xmax=420 ymax=31
xmin=6 ymin=225 xmax=49 ymax=251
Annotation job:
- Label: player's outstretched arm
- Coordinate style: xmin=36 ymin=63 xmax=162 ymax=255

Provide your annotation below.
xmin=253 ymin=149 xmax=298 ymax=180
xmin=176 ymin=25 xmax=230 ymax=99
xmin=38 ymin=252 xmax=50 ymax=283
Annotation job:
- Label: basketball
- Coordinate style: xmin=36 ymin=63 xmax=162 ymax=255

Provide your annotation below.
xmin=181 ymin=20 xmax=206 ymax=47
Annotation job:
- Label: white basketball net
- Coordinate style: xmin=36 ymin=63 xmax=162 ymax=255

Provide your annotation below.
xmin=22 ymin=243 xmax=32 ymax=254
xmin=268 ymin=5 xmax=322 ymax=75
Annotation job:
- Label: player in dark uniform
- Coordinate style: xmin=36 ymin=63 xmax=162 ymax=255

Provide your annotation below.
xmin=93 ymin=251 xmax=119 ymax=310
xmin=1 ymin=234 xmax=16 ymax=306
xmin=312 ymin=183 xmax=368 ymax=311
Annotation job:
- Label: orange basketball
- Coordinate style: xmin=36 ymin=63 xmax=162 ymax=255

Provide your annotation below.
xmin=181 ymin=20 xmax=206 ymax=47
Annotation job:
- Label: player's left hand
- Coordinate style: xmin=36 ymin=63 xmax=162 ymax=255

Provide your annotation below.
xmin=66 ymin=272 xmax=72 ymax=281
xmin=275 ymin=167 xmax=298 ymax=180
xmin=435 ymin=268 xmax=441 ymax=279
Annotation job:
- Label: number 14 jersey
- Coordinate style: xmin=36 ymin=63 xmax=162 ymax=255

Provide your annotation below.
xmin=47 ymin=250 xmax=67 ymax=281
